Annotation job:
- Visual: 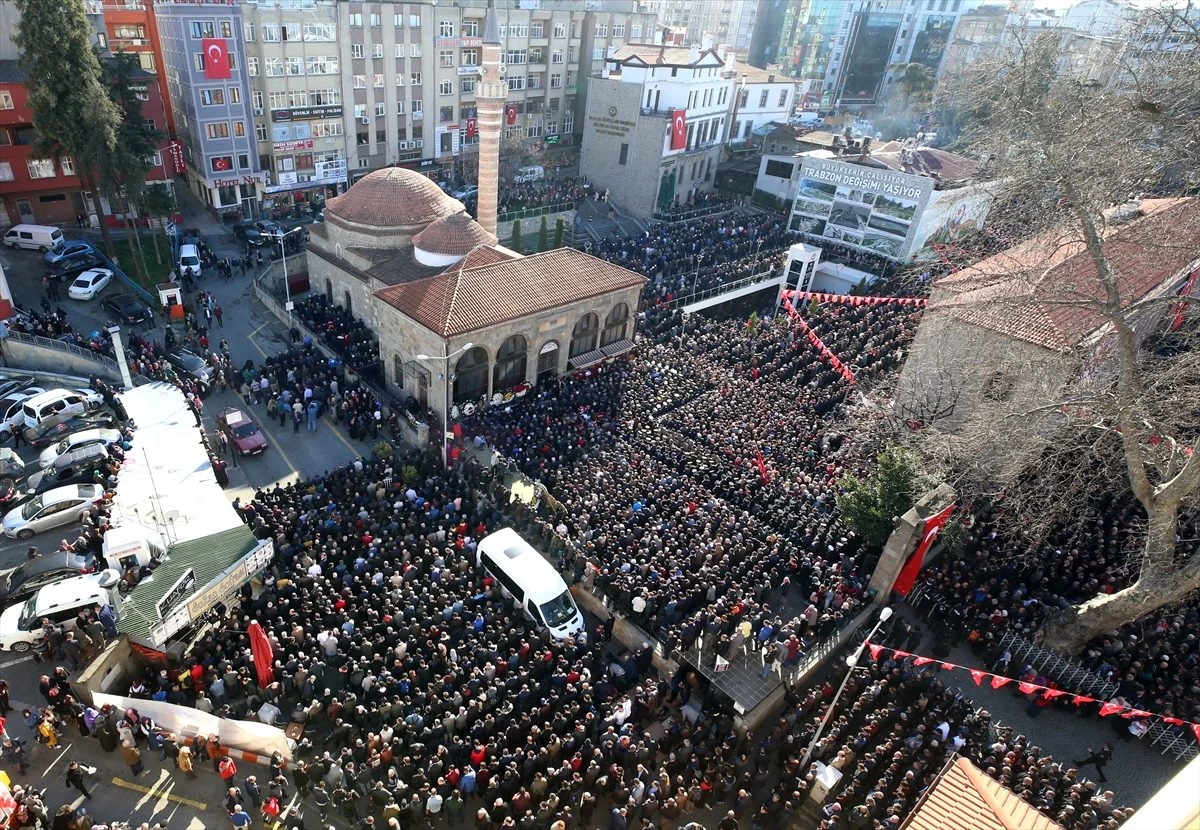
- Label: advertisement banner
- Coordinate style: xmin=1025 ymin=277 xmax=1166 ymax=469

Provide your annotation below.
xmin=272 ymin=139 xmax=314 ymax=152
xmin=909 ymin=184 xmax=994 ymax=257
xmin=271 ymin=105 xmax=343 ymax=123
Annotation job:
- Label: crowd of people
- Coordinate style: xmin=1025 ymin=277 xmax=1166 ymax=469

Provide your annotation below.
xmin=293 ymin=296 xmax=384 ymax=390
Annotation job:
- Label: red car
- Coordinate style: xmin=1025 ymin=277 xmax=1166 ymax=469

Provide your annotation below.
xmin=217 ymin=407 xmax=268 ymax=456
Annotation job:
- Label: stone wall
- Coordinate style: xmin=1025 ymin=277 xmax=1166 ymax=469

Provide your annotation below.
xmin=580 ymin=79 xmax=665 ymax=219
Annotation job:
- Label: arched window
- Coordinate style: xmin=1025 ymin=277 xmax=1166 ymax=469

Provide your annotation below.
xmin=569 ymin=312 xmax=599 ymax=358
xmin=537 ymin=341 xmax=559 ymax=382
xmin=343 ymin=289 xmax=353 ymax=315
xmin=492 ymin=334 xmax=528 ymax=391
xmin=453 ymin=346 xmax=489 ymax=404
xmin=601 ymin=303 xmax=630 ymax=347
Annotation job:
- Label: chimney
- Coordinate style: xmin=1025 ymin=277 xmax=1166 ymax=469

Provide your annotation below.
xmin=689 ymin=44 xmax=700 ymax=64
xmin=768 ymin=73 xmax=775 ymax=84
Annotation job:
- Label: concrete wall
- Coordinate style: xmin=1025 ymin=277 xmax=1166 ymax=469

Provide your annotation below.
xmin=497 ymin=209 xmax=575 ymax=250
xmin=2 ymin=334 xmax=124 ymax=384
xmin=571 ymin=584 xmax=680 ymax=678
xmin=868 ymin=483 xmax=957 ymax=600
xmin=73 ymin=636 xmax=136 ymax=707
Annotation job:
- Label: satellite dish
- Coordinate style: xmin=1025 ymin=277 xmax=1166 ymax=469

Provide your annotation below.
xmin=97 ymin=569 xmax=122 ymax=589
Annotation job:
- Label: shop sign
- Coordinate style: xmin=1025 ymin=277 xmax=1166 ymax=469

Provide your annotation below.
xmin=273 ymin=138 xmax=315 ymax=152
xmin=263 ymin=171 xmax=347 ymax=194
xmin=316 ymin=159 xmax=347 ymax=179
xmin=458 ymin=65 xmax=481 ymax=76
xmin=211 ymin=173 xmax=264 ymax=188
xmin=460 ymin=37 xmax=482 ymax=48
xmin=272 ymin=105 xmax=343 ymax=123
xmin=436 ymin=37 xmax=458 ymax=48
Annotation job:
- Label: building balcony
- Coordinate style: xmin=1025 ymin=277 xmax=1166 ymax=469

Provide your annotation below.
xmin=526 ymin=84 xmax=546 ymax=96
xmin=529 ymin=61 xmax=547 ymax=71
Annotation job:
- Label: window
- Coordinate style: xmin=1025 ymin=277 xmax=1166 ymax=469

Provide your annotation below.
xmin=0 ymin=128 xmax=9 ymax=145
xmin=310 ymin=88 xmax=340 ymax=105
xmin=233 ymin=121 xmax=246 ymax=138
xmin=190 ymin=21 xmax=215 ymax=39
xmin=462 ymin=48 xmax=479 ymax=66
xmin=375 ymin=103 xmax=386 ymax=117
xmin=289 ymin=90 xmax=308 ymax=107
xmin=243 ymin=22 xmax=255 ymax=42
xmin=569 ymin=313 xmax=599 ymax=358
xmin=372 ymin=44 xmax=383 ymax=59
xmin=351 ymin=44 xmax=364 ymax=59
xmin=493 ymin=335 xmax=527 ymax=391
xmin=505 ymin=49 xmax=527 ymax=65
xmin=592 ymin=47 xmax=604 ymax=61
xmin=268 ymin=91 xmax=288 ymax=110
xmin=439 ymin=20 xmax=455 ymax=37
xmin=261 ymin=23 xmax=279 ymax=42
xmin=286 ymin=57 xmax=303 ymax=76
xmin=349 ymin=13 xmax=362 ymax=27
xmin=193 ymin=53 xmax=206 ymax=72
xmin=265 ymin=58 xmax=283 ymax=77
xmin=631 ymin=24 xmax=642 ymax=38
xmin=353 ymin=75 xmax=366 ymax=89
xmin=200 ymin=88 xmax=225 ymax=106
xmin=113 ymin=24 xmax=145 ymax=39
xmin=59 ymin=156 xmax=74 ymax=176
xmin=778 ymin=89 xmax=789 ymax=107
xmin=439 ymin=80 xmax=454 ymax=96
xmin=566 ymin=72 xmax=573 ymax=87
xmin=528 ymin=75 xmax=542 ymax=89
xmin=354 ymin=104 xmax=367 ymax=120
xmin=614 ymin=24 xmax=625 ymax=38
xmin=507 ymin=76 xmax=526 ymax=91
xmin=412 ymin=100 xmax=423 ymax=117
xmin=764 ymin=159 xmax=795 ymax=179
xmin=219 ymin=20 xmax=232 ymax=38
xmin=27 ymin=159 xmax=55 ymax=179
xmin=527 ymin=123 xmax=541 ymax=138
xmin=440 ymin=50 xmax=455 ymax=67
xmin=595 ymin=23 xmax=608 ymax=37
xmin=410 ymin=14 xmax=421 ymax=28
xmin=411 ymin=72 xmax=423 ymax=86
xmin=281 ymin=22 xmax=300 ymax=41
xmin=238 ymin=153 xmax=250 ymax=170
xmin=295 ymin=152 xmax=313 ymax=169
xmin=374 ymin=75 xmax=384 ymax=88
xmin=550 ymin=73 xmax=562 ymax=88
xmin=510 ymin=22 xmax=528 ymax=37
xmin=462 ymin=19 xmax=479 ymax=37
xmin=247 ymin=57 xmax=259 ymax=76
xmin=440 ymin=105 xmax=454 ymax=122
xmin=601 ymin=303 xmax=629 ymax=347
xmin=394 ymin=12 xmax=404 ymax=26
xmin=563 ymin=114 xmax=573 ymax=133
xmin=370 ymin=13 xmax=381 ymax=27
xmin=396 ymin=100 xmax=405 ymax=114
xmin=453 ymin=347 xmax=490 ymax=404
xmin=738 ymin=89 xmax=748 ymax=108
xmin=569 ymin=47 xmax=577 ymax=62
xmin=304 ymin=23 xmax=335 ymax=41
xmin=461 ymin=79 xmax=476 ymax=94
xmin=530 ymin=22 xmax=544 ymax=38
xmin=529 ymin=48 xmax=543 ymax=63
xmin=410 ymin=43 xmax=421 ymax=57
xmin=546 ymin=122 xmax=557 ymax=135
xmin=255 ymin=123 xmax=267 ymax=142
xmin=759 ymin=90 xmax=769 ymax=108
xmin=553 ymin=23 xmax=566 ymax=38
xmin=306 ymin=56 xmax=338 ymax=75
xmin=206 ymin=122 xmax=230 ymax=139
xmin=311 ymin=120 xmax=342 ymax=137
xmin=618 ymin=143 xmax=628 ymax=165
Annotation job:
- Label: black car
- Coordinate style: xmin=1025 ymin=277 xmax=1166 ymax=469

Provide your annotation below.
xmin=232 ymin=222 xmax=268 ymax=248
xmin=0 ymin=551 xmax=94 ymax=604
xmin=42 ymin=240 xmax=95 ymax=267
xmin=101 ymin=292 xmax=153 ymax=325
xmin=46 ymin=250 xmax=107 ymax=280
xmin=254 ymin=219 xmax=286 ymax=237
xmin=23 ymin=413 xmax=118 ymax=450
xmin=0 ymin=375 xmax=36 ymax=400
xmin=165 ymin=349 xmax=214 ymax=395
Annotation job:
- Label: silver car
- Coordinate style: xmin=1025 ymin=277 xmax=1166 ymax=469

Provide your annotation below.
xmin=38 ymin=428 xmax=123 ymax=470
xmin=2 ymin=483 xmax=105 ymax=540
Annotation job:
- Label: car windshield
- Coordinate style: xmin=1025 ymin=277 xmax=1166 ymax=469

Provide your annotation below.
xmin=3 ymin=563 xmax=25 ymax=590
xmin=16 ymin=595 xmax=38 ymax=629
xmin=181 ymin=255 xmax=199 ymax=266
xmin=180 ymin=354 xmax=204 ymax=371
xmin=21 ymin=495 xmax=44 ymax=519
xmin=539 ymin=590 xmax=578 ymax=629
xmin=230 ymin=421 xmax=258 ymax=438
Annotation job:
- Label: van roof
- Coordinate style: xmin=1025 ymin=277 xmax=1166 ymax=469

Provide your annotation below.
xmin=477 ymin=528 xmax=569 ymax=604
xmin=33 ymin=571 xmax=107 ymax=614
xmin=21 ymin=389 xmax=83 ymax=409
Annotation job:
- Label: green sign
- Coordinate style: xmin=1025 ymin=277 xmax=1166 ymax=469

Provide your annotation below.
xmin=544 ymin=135 xmax=560 ymax=145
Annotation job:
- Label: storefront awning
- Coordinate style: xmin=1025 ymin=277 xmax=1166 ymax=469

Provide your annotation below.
xmin=601 ymin=338 xmax=634 ymax=357
xmin=568 ymin=348 xmax=606 ymax=370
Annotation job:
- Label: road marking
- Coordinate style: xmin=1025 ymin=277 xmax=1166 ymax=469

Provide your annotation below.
xmin=0 ymin=654 xmax=32 ymax=669
xmin=246 ymin=322 xmax=273 ymax=360
xmin=112 ymin=776 xmax=210 ymax=809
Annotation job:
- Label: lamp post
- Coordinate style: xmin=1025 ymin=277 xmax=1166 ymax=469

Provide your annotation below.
xmin=415 ymin=341 xmax=475 ymax=467
xmin=797 ymin=606 xmax=893 ymax=773
xmin=274 ymin=226 xmax=306 ymax=329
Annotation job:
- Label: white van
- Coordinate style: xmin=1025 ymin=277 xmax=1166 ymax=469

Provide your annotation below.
xmin=512 ymin=165 xmax=545 ymax=184
xmin=21 ymin=388 xmax=102 ymax=430
xmin=177 ymin=243 xmax=201 ymax=279
xmin=476 ymin=527 xmax=584 ymax=640
xmin=3 ymin=224 xmax=65 ymax=252
xmin=0 ymin=569 xmax=120 ymax=652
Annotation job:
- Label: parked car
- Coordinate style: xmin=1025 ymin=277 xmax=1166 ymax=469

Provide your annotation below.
xmin=0 ymin=376 xmax=37 ymax=400
xmin=38 ymin=428 xmax=123 ymax=470
xmin=25 ymin=443 xmax=110 ymax=493
xmin=165 ymin=349 xmax=214 ymax=395
xmin=452 ymin=185 xmax=479 ymax=200
xmin=101 ymin=292 xmax=153 ymax=325
xmin=2 ymin=483 xmax=106 ymax=539
xmin=43 ymin=240 xmax=95 ymax=266
xmin=217 ymin=407 xmax=268 ymax=456
xmin=232 ymin=222 xmax=268 ymax=248
xmin=0 ymin=447 xmax=26 ymax=489
xmin=46 ymin=250 xmax=107 ymax=280
xmin=177 ymin=243 xmax=201 ymax=280
xmin=21 ymin=388 xmax=104 ymax=430
xmin=0 ymin=551 xmax=94 ymax=604
xmin=0 ymin=389 xmax=47 ymax=443
xmin=23 ymin=413 xmax=117 ymax=450
xmin=68 ymin=268 xmax=113 ymax=300
xmin=254 ymin=219 xmax=286 ymax=238
xmin=181 ymin=227 xmax=202 ymax=247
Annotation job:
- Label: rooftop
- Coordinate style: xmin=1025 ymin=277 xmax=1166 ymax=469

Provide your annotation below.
xmin=414 ymin=211 xmax=498 ymax=257
xmin=610 ymin=43 xmax=723 ymax=68
xmin=932 ymin=198 xmax=1200 ymax=351
xmin=862 ymin=142 xmax=980 ymax=182
xmin=904 ymin=757 xmax=1066 ymax=830
xmin=374 ymin=246 xmax=646 ymax=337
xmin=324 ymin=166 xmax=464 ymax=229
xmin=733 ymin=64 xmax=786 ymax=84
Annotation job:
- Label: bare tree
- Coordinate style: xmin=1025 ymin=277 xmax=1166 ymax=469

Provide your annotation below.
xmin=901 ymin=13 xmax=1200 ymax=654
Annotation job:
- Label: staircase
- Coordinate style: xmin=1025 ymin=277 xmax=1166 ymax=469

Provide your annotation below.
xmin=570 ymin=197 xmax=647 ymax=247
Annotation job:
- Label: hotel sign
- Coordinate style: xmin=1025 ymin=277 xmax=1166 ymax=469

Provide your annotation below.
xmin=272 ymin=105 xmax=343 ymax=123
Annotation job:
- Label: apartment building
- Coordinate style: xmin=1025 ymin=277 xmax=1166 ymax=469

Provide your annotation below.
xmin=727 ymin=62 xmax=796 ymax=146
xmin=648 ymin=0 xmax=759 ymax=54
xmin=99 ymin=0 xmax=177 ymax=135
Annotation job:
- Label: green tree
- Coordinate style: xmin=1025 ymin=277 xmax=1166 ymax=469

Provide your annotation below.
xmin=537 ymin=215 xmax=549 ymax=252
xmin=138 ymin=183 xmax=176 ymax=266
xmin=14 ymin=0 xmax=122 ymax=257
xmin=554 ymin=218 xmax=565 ymax=248
xmin=836 ymin=445 xmax=928 ymax=549
xmin=510 ymin=219 xmax=523 ymax=253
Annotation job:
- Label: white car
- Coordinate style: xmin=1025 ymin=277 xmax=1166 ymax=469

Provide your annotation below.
xmin=38 ymin=428 xmax=123 ymax=470
xmin=0 ymin=388 xmax=47 ymax=443
xmin=2 ymin=483 xmax=106 ymax=540
xmin=452 ymin=185 xmax=479 ymax=200
xmin=67 ymin=268 xmax=113 ymax=301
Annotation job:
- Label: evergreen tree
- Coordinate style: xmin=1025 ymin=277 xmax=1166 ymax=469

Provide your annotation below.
xmin=14 ymin=0 xmax=122 ymax=257
xmin=510 ymin=219 xmax=522 ymax=253
xmin=554 ymin=218 xmax=565 ymax=248
xmin=537 ymin=215 xmax=548 ymax=252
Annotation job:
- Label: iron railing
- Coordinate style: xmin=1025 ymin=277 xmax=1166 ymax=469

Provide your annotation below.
xmin=497 ymin=201 xmax=577 ymax=225
xmin=652 ymin=201 xmax=737 ymax=224
xmin=996 ymin=630 xmax=1118 ymax=700
xmin=5 ymin=331 xmax=120 ymax=373
xmin=665 ymin=268 xmax=782 ymax=308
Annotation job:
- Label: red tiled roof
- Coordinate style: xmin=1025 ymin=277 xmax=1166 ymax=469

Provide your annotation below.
xmin=930 ymin=198 xmax=1200 ymax=350
xmin=374 ymin=247 xmax=646 ymax=336
xmin=903 ymin=758 xmax=1065 ymax=830
xmin=413 ymin=212 xmax=498 ymax=256
xmin=325 ymin=167 xmax=462 ymax=228
xmin=866 ymin=142 xmax=979 ymax=181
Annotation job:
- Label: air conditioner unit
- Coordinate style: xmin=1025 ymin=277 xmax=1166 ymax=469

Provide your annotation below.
xmin=253 ymin=108 xmax=264 ymax=116
xmin=361 ymin=117 xmax=371 ymax=124
xmin=415 ymin=139 xmax=423 ymax=148
xmin=398 ymin=141 xmax=409 ymax=149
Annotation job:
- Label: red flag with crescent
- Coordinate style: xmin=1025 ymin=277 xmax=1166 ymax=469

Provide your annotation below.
xmin=466 ymin=117 xmax=477 ymax=138
xmin=506 ymin=104 xmax=518 ymax=126
xmin=671 ymin=109 xmax=687 ymax=150
xmin=203 ymin=38 xmax=231 ymax=80
xmin=892 ymin=501 xmax=956 ymax=596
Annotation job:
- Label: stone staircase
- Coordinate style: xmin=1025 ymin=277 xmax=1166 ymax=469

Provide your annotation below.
xmin=570 ymin=197 xmax=647 ymax=246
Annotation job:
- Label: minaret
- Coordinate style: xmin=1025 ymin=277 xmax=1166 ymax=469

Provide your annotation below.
xmin=475 ymin=1 xmax=506 ymax=239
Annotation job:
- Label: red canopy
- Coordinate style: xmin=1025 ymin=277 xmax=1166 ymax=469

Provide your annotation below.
xmin=247 ymin=620 xmax=275 ymax=689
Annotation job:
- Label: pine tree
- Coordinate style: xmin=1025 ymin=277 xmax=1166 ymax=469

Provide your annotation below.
xmin=14 ymin=0 xmax=122 ymax=257
xmin=537 ymin=215 xmax=549 ymax=252
xmin=510 ymin=219 xmax=522 ymax=253
xmin=554 ymin=218 xmax=565 ymax=248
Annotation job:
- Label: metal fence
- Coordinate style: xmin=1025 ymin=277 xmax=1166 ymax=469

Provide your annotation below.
xmin=996 ymin=630 xmax=1118 ymax=700
xmin=5 ymin=330 xmax=120 ymax=373
xmin=666 ymin=268 xmax=782 ymax=308
xmin=497 ymin=202 xmax=576 ymax=225
xmin=652 ymin=202 xmax=736 ymax=224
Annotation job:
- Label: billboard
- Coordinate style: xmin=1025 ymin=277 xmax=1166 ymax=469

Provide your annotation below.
xmin=788 ymin=156 xmax=935 ymax=261
xmin=910 ymin=185 xmax=994 ymax=257
xmin=841 ymin=12 xmax=901 ymax=104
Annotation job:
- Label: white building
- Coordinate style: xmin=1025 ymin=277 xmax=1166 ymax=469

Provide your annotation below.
xmin=727 ymin=62 xmax=795 ymax=147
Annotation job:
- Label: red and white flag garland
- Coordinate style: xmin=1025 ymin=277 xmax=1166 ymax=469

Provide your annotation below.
xmin=865 ymin=641 xmax=1200 ymax=745
xmin=780 ymin=289 xmax=928 ymax=308
xmin=781 ymin=299 xmax=856 ymax=385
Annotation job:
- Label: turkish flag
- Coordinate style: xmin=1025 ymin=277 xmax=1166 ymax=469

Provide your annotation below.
xmin=892 ymin=501 xmax=956 ymax=596
xmin=506 ymin=104 xmax=518 ymax=126
xmin=212 ymin=156 xmax=232 ymax=172
xmin=671 ymin=108 xmax=687 ymax=150
xmin=466 ymin=117 xmax=477 ymax=138
xmin=203 ymin=38 xmax=231 ymax=80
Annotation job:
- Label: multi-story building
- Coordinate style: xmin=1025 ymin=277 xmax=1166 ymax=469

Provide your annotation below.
xmin=0 ymin=59 xmax=173 ymax=228
xmin=648 ymin=0 xmax=759 ymax=54
xmin=727 ymin=62 xmax=796 ymax=147
xmin=581 ymin=44 xmax=731 ymax=219
xmin=99 ymin=0 xmax=176 ymax=135
xmin=155 ymin=1 xmax=261 ymax=219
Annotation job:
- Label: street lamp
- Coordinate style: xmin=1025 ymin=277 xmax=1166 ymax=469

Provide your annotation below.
xmin=274 ymin=226 xmax=306 ymax=328
xmin=797 ymin=606 xmax=894 ymax=773
xmin=415 ymin=341 xmax=475 ymax=466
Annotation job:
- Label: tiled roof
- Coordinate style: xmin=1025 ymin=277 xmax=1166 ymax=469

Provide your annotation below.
xmin=413 ymin=212 xmax=497 ymax=255
xmin=904 ymin=758 xmax=1065 ymax=830
xmin=611 ymin=43 xmax=722 ymax=68
xmin=931 ymin=198 xmax=1200 ymax=350
xmin=325 ymin=166 xmax=463 ymax=228
xmin=308 ymin=240 xmax=445 ymax=287
xmin=735 ymin=64 xmax=786 ymax=83
xmin=866 ymin=142 xmax=980 ymax=181
xmin=0 ymin=60 xmax=28 ymax=84
xmin=374 ymin=247 xmax=646 ymax=336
